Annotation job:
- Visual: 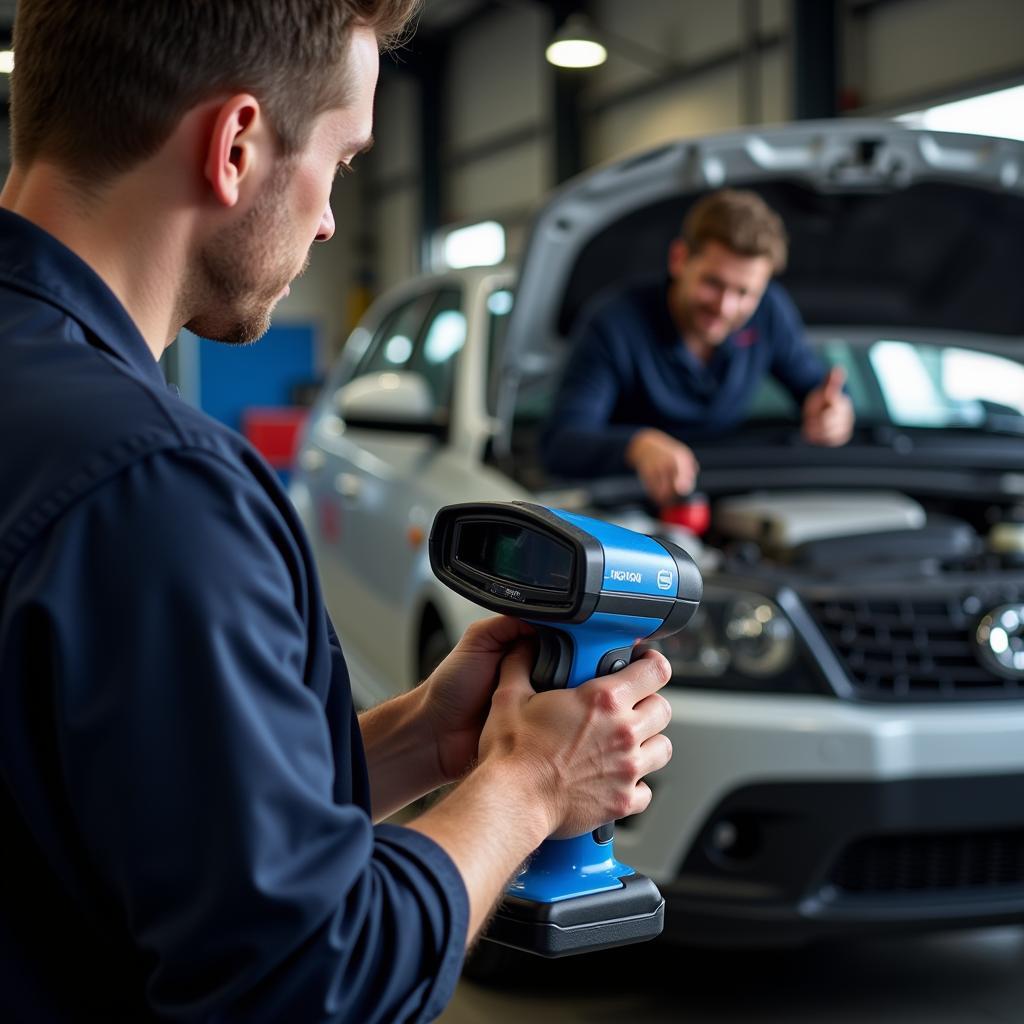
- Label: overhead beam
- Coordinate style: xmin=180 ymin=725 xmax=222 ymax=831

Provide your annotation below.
xmin=549 ymin=1 xmax=586 ymax=184
xmin=793 ymin=0 xmax=840 ymax=120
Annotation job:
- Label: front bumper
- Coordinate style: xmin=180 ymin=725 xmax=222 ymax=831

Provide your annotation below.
xmin=616 ymin=693 xmax=1024 ymax=946
xmin=663 ymin=773 xmax=1024 ymax=946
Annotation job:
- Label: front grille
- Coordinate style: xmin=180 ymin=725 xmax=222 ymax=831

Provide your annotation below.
xmin=807 ymin=594 xmax=1023 ymax=701
xmin=829 ymin=830 xmax=1024 ymax=895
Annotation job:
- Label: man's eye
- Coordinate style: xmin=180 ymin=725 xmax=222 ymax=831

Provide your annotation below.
xmin=335 ymin=162 xmax=354 ymax=180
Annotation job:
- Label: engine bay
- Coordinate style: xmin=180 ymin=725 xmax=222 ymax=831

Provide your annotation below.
xmin=554 ymin=487 xmax=1024 ymax=585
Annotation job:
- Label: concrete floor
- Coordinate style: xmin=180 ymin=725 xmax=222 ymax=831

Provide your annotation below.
xmin=440 ymin=926 xmax=1024 ymax=1023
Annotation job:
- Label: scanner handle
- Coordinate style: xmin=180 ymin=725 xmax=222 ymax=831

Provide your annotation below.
xmin=530 ymin=621 xmax=660 ymax=848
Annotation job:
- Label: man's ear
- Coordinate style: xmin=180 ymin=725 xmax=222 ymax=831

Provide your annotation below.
xmin=667 ymin=238 xmax=689 ymax=279
xmin=203 ymin=94 xmax=264 ymax=208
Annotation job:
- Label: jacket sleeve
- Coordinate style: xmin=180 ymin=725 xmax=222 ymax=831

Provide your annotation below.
xmin=540 ymin=313 xmax=642 ymax=478
xmin=36 ymin=446 xmax=467 ymax=1023
xmin=765 ymin=283 xmax=829 ymax=404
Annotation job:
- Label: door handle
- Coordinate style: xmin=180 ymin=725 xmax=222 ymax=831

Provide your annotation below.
xmin=298 ymin=448 xmax=326 ymax=474
xmin=333 ymin=472 xmax=363 ymax=500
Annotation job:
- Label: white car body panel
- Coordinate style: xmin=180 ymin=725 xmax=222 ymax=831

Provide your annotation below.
xmin=624 ymin=693 xmax=1024 ymax=880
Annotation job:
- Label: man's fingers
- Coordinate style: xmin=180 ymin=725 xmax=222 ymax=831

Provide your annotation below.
xmin=626 ymin=779 xmax=654 ymax=818
xmin=644 ymin=465 xmax=678 ymax=506
xmin=637 ymin=732 xmax=673 ymax=778
xmin=632 ymin=691 xmax=673 ymax=737
xmin=673 ymin=457 xmax=698 ymax=496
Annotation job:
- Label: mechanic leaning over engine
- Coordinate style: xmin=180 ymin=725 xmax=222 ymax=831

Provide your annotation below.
xmin=540 ymin=188 xmax=856 ymax=506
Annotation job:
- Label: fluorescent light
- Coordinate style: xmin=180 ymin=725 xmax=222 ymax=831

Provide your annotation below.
xmin=898 ymin=84 xmax=1024 ymax=143
xmin=0 ymin=51 xmax=14 ymax=75
xmin=545 ymin=15 xmax=607 ymax=69
xmin=439 ymin=220 xmax=505 ymax=270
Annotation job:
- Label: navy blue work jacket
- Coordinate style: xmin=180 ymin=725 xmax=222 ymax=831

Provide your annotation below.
xmin=0 ymin=209 xmax=467 ymax=1022
xmin=541 ymin=278 xmax=827 ymax=478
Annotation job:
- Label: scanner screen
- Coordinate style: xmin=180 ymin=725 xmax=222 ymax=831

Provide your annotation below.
xmin=456 ymin=521 xmax=573 ymax=592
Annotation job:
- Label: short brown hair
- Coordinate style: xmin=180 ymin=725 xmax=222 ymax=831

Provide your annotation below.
xmin=10 ymin=0 xmax=420 ymax=184
xmin=682 ymin=188 xmax=788 ymax=274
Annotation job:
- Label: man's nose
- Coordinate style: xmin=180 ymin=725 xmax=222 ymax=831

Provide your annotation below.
xmin=316 ymin=201 xmax=335 ymax=243
xmin=720 ymin=290 xmax=741 ymax=320
xmin=707 ymin=291 xmax=727 ymax=317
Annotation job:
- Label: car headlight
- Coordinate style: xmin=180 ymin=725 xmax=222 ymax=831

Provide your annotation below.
xmin=641 ymin=586 xmax=819 ymax=695
xmin=723 ymin=596 xmax=794 ymax=676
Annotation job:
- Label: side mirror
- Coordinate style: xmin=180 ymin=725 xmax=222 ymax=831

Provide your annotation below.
xmin=335 ymin=371 xmax=446 ymax=435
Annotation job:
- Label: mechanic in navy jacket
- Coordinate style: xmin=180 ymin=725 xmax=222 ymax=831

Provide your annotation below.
xmin=0 ymin=4 xmax=675 ymax=1022
xmin=541 ymin=189 xmax=855 ymax=506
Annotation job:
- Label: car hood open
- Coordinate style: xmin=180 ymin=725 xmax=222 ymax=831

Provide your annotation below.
xmin=497 ymin=119 xmax=1024 ymax=438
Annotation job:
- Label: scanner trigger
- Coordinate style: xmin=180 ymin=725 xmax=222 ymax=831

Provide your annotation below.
xmin=531 ymin=628 xmax=573 ymax=691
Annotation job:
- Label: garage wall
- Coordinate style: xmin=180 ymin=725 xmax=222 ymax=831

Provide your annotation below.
xmin=446 ymin=4 xmax=547 ymax=152
xmin=585 ymin=0 xmax=746 ymax=102
xmin=366 ymin=70 xmax=421 ymax=291
xmin=445 ymin=4 xmax=549 ymax=224
xmin=587 ymin=64 xmax=747 ymax=166
xmin=845 ymin=0 xmax=1024 ymax=110
xmin=583 ymin=0 xmax=787 ymax=164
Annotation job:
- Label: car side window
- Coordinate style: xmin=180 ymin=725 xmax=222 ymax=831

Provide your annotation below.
xmin=353 ymin=291 xmax=437 ymax=378
xmin=411 ymin=288 xmax=466 ymax=409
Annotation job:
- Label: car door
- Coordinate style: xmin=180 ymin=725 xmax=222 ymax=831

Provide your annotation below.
xmin=311 ymin=286 xmax=468 ymax=693
xmin=305 ymin=289 xmax=438 ymax=672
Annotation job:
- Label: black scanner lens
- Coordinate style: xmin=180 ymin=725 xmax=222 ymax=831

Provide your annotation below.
xmin=455 ymin=521 xmax=573 ymax=593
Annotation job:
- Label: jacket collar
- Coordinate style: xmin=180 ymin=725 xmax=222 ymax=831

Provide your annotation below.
xmin=0 ymin=207 xmax=166 ymax=390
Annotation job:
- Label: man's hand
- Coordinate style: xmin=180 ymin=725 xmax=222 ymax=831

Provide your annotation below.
xmin=625 ymin=428 xmax=699 ymax=506
xmin=802 ymin=367 xmax=854 ymax=446
xmin=419 ymin=616 xmax=535 ymax=784
xmin=408 ymin=639 xmax=674 ymax=941
xmin=478 ymin=642 xmax=674 ymax=838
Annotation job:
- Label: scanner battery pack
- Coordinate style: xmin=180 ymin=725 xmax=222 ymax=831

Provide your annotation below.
xmin=482 ymin=873 xmax=665 ymax=957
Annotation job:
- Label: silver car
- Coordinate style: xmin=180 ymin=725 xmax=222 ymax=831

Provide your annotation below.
xmin=291 ymin=120 xmax=1024 ymax=950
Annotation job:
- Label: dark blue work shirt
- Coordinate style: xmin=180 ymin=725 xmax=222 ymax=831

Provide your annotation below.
xmin=541 ymin=278 xmax=826 ymax=477
xmin=0 ymin=209 xmax=467 ymax=1022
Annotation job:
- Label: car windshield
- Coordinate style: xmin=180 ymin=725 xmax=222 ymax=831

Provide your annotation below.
xmin=748 ymin=329 xmax=1024 ymax=435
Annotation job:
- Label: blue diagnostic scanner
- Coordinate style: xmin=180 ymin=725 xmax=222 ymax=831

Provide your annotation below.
xmin=429 ymin=501 xmax=702 ymax=957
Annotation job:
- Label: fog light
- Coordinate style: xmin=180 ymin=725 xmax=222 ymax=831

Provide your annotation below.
xmin=705 ymin=816 xmax=760 ymax=863
xmin=710 ymin=820 xmax=739 ymax=853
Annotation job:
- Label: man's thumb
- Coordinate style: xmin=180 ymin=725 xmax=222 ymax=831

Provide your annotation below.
xmin=822 ymin=366 xmax=845 ymax=398
xmin=495 ymin=638 xmax=540 ymax=697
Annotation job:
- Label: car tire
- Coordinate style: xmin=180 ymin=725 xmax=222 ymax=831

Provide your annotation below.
xmin=418 ymin=624 xmax=453 ymax=683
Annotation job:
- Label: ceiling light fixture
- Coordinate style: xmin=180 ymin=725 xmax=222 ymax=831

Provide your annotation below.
xmin=0 ymin=50 xmax=14 ymax=75
xmin=545 ymin=14 xmax=607 ymax=69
